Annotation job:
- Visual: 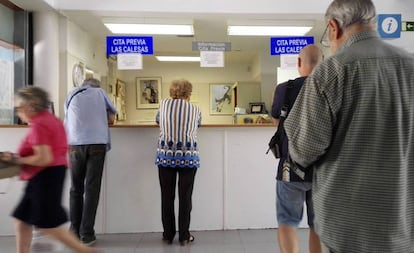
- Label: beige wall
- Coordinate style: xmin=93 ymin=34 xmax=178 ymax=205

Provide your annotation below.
xmin=116 ymin=60 xmax=265 ymax=125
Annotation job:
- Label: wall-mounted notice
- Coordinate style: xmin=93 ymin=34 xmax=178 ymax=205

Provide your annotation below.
xmin=117 ymin=53 xmax=143 ymax=70
xmin=270 ymin=36 xmax=314 ymax=55
xmin=200 ymin=51 xmax=224 ymax=67
xmin=280 ymin=54 xmax=299 ymax=69
xmin=192 ymin=42 xmax=231 ymax=51
xmin=106 ymin=36 xmax=153 ymax=55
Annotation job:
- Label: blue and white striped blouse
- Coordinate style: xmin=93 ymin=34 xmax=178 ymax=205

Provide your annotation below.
xmin=155 ymin=98 xmax=202 ymax=168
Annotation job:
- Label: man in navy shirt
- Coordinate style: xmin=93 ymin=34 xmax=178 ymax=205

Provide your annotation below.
xmin=271 ymin=45 xmax=323 ymax=253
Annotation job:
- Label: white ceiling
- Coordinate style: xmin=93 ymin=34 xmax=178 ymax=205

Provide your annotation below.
xmin=10 ymin=0 xmax=327 ymax=64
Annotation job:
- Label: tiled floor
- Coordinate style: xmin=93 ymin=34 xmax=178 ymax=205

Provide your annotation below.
xmin=0 ymin=228 xmax=315 ymax=253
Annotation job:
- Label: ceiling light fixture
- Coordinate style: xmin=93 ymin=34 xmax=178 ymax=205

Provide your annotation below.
xmin=104 ymin=23 xmax=194 ymax=35
xmin=227 ymin=25 xmax=312 ymax=36
xmin=155 ymin=56 xmax=200 ymax=62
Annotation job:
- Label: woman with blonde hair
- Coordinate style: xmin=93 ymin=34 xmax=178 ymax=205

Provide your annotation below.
xmin=155 ymin=79 xmax=201 ymax=246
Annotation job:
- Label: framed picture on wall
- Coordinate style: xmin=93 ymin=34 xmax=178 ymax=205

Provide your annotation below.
xmin=115 ymin=79 xmax=127 ymax=121
xmin=209 ymin=83 xmax=235 ymax=115
xmin=116 ymin=79 xmax=126 ymax=98
xmin=136 ymin=77 xmax=162 ymax=109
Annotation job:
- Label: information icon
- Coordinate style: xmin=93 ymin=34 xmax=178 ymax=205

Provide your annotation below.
xmin=381 ymin=17 xmax=399 ymax=34
xmin=378 ymin=14 xmax=401 ymax=39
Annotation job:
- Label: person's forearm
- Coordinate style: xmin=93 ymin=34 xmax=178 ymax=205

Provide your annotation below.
xmin=18 ymin=155 xmax=51 ymax=167
xmin=18 ymin=145 xmax=53 ymax=167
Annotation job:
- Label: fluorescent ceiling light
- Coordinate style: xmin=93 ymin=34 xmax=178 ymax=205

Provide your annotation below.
xmin=228 ymin=26 xmax=312 ymax=36
xmin=155 ymin=56 xmax=200 ymax=62
xmin=104 ymin=23 xmax=194 ymax=35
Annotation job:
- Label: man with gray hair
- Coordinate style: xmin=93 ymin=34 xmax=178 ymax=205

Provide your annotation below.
xmin=64 ymin=78 xmax=117 ymax=246
xmin=284 ymin=0 xmax=414 ymax=252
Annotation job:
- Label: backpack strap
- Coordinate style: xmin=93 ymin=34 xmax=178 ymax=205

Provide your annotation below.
xmin=280 ymin=79 xmax=295 ymax=122
xmin=266 ymin=79 xmax=295 ymax=156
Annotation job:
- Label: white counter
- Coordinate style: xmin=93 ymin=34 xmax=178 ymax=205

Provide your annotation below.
xmin=0 ymin=125 xmax=308 ymax=235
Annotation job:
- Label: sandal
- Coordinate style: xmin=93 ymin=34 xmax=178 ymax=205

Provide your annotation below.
xmin=179 ymin=235 xmax=194 ymax=246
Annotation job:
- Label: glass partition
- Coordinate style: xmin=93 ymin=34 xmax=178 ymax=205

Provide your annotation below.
xmin=0 ymin=2 xmax=29 ymax=125
xmin=0 ymin=44 xmax=24 ymax=124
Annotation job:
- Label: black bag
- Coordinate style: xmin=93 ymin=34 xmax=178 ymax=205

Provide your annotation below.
xmin=266 ymin=125 xmax=282 ymax=158
xmin=266 ymin=80 xmax=294 ymax=159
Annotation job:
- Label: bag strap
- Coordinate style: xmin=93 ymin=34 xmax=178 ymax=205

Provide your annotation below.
xmin=266 ymin=80 xmax=295 ymax=155
xmin=280 ymin=79 xmax=295 ymax=122
xmin=282 ymin=80 xmax=308 ymax=179
xmin=66 ymin=87 xmax=87 ymax=110
xmin=286 ymin=154 xmax=305 ymax=180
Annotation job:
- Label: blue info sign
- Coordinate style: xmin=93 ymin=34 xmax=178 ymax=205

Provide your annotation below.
xmin=377 ymin=14 xmax=401 ymax=39
xmin=106 ymin=36 xmax=153 ymax=55
xmin=270 ymin=36 xmax=314 ymax=55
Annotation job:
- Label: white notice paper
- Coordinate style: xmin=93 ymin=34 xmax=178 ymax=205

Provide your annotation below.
xmin=280 ymin=54 xmax=299 ymax=69
xmin=200 ymin=51 xmax=224 ymax=68
xmin=117 ymin=53 xmax=143 ymax=70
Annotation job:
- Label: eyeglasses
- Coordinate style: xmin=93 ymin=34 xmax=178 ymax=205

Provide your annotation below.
xmin=320 ymin=24 xmax=330 ymax=47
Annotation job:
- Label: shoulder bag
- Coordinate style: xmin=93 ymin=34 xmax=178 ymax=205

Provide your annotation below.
xmin=266 ymin=80 xmax=294 ymax=159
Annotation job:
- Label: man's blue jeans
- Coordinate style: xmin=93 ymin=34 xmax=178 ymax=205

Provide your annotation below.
xmin=69 ymin=144 xmax=106 ymax=241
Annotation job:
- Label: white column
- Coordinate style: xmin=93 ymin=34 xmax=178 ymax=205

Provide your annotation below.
xmin=32 ymin=11 xmax=61 ymax=116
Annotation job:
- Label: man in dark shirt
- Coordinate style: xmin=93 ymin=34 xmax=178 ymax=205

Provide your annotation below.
xmin=271 ymin=45 xmax=323 ymax=253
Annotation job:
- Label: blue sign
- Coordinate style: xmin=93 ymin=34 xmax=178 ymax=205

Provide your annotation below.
xmin=270 ymin=36 xmax=314 ymax=55
xmin=106 ymin=36 xmax=153 ymax=55
xmin=378 ymin=14 xmax=401 ymax=39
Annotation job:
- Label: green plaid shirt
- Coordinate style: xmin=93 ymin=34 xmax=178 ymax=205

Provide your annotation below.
xmin=285 ymin=30 xmax=414 ymax=253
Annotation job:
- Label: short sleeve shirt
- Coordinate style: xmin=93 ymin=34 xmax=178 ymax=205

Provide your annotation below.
xmin=18 ymin=110 xmax=68 ymax=180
